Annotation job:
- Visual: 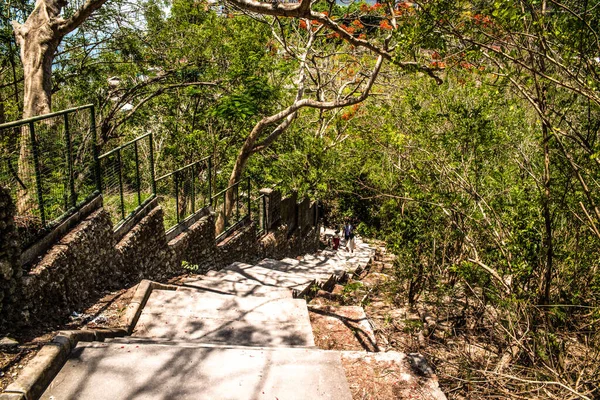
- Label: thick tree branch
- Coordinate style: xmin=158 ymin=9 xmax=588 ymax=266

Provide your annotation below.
xmin=56 ymin=0 xmax=110 ymax=36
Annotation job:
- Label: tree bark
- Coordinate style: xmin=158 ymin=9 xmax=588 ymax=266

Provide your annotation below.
xmin=224 ymin=53 xmax=384 ymax=219
xmin=11 ymin=0 xmax=108 ymax=213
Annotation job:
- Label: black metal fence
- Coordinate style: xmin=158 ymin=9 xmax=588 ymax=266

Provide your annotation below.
xmin=212 ymin=177 xmax=251 ymax=241
xmin=253 ymin=193 xmax=267 ymax=236
xmin=98 ymin=133 xmax=156 ymax=227
xmin=1 ymin=104 xmax=302 ymax=249
xmin=155 ymin=156 xmax=212 ymax=231
xmin=0 ymin=105 xmax=100 ymax=248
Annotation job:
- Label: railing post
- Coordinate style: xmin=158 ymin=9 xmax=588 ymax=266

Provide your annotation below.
xmin=208 ymin=156 xmax=212 ymax=207
xmin=247 ymin=176 xmax=251 ymax=219
xmin=235 ymin=183 xmax=239 ymax=222
xmin=117 ymin=149 xmax=125 ymax=219
xmin=63 ymin=113 xmax=76 ymax=207
xmin=259 ymin=187 xmax=282 ymax=231
xmin=90 ymin=106 xmax=102 ymax=194
xmin=261 ymin=195 xmax=266 ymax=232
xmin=29 ymin=121 xmax=46 ymax=226
xmin=134 ymin=140 xmax=141 ymax=206
xmin=191 ymin=162 xmax=196 ymax=214
xmin=223 ymin=191 xmax=227 ymax=228
xmin=149 ymin=132 xmax=156 ymax=195
xmin=174 ymin=171 xmax=180 ymax=223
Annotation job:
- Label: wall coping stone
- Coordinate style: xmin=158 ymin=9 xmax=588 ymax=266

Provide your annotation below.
xmin=165 ymin=207 xmax=212 ymax=242
xmin=19 ymin=195 xmax=102 ymax=267
xmin=113 ymin=196 xmax=159 ymax=241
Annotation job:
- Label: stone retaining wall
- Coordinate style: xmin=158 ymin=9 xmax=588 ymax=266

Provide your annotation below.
xmin=0 ymin=187 xmax=320 ymax=328
xmin=169 ymin=213 xmax=217 ymax=275
xmin=20 ymin=209 xmax=117 ymax=323
xmin=0 ymin=187 xmax=22 ymax=326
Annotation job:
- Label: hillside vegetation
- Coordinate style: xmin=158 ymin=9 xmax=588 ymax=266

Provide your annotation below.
xmin=1 ymin=0 xmax=599 ymax=397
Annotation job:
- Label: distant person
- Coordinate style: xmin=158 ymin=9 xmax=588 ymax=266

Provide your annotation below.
xmin=343 ymin=222 xmax=354 ymax=251
xmin=332 ymin=232 xmax=340 ymax=250
xmin=348 ymin=232 xmax=355 ymax=253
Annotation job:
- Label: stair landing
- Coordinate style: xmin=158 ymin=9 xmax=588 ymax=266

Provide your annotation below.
xmin=41 ymin=342 xmax=352 ymax=400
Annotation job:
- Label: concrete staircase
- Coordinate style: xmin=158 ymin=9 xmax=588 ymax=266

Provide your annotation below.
xmin=40 ymin=236 xmax=376 ymax=399
xmin=38 ymin=237 xmax=448 ymax=399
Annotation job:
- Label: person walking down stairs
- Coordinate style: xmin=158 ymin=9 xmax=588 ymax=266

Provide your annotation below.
xmin=343 ymin=221 xmax=355 ymax=253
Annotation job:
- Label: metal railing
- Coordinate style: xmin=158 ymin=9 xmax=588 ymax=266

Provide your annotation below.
xmin=253 ymin=193 xmax=267 ymax=236
xmin=155 ymin=156 xmax=212 ymax=231
xmin=98 ymin=133 xmax=155 ymax=227
xmin=212 ymin=177 xmax=251 ymax=241
xmin=0 ymin=104 xmax=100 ymax=248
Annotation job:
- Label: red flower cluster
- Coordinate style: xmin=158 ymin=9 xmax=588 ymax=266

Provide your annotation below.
xmin=473 ymin=14 xmax=492 ymax=27
xmin=340 ymin=24 xmax=356 ymax=34
xmin=459 ymin=61 xmax=474 ymax=70
xmin=379 ymin=19 xmax=393 ymax=30
xmin=341 ymin=104 xmax=362 ymax=121
xmin=430 ymin=61 xmax=446 ymax=68
xmin=351 ymin=19 xmax=364 ymax=29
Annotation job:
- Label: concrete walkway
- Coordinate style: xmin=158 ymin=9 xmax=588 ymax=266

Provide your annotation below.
xmin=41 ymin=234 xmax=376 ymax=399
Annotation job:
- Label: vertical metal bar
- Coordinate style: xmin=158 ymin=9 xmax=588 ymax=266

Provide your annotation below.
xmin=208 ymin=156 xmax=212 ymax=207
xmin=262 ymin=195 xmax=267 ymax=232
xmin=223 ymin=191 xmax=227 ymax=228
xmin=235 ymin=183 xmax=239 ymax=222
xmin=134 ymin=140 xmax=141 ymax=206
xmin=63 ymin=113 xmax=76 ymax=207
xmin=90 ymin=106 xmax=102 ymax=193
xmin=149 ymin=132 xmax=156 ymax=195
xmin=117 ymin=149 xmax=125 ymax=219
xmin=247 ymin=177 xmax=251 ymax=219
xmin=29 ymin=121 xmax=46 ymax=226
xmin=191 ymin=163 xmax=196 ymax=214
xmin=175 ymin=172 xmax=180 ymax=224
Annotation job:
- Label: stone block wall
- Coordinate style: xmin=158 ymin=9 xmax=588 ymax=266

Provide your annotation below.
xmin=0 ymin=186 xmax=321 ymax=328
xmin=281 ymin=191 xmax=298 ymax=234
xmin=0 ymin=187 xmax=22 ymax=326
xmin=117 ymin=207 xmax=178 ymax=283
xmin=260 ymin=188 xmax=281 ymax=230
xmin=20 ymin=209 xmax=117 ymax=323
xmin=169 ymin=213 xmax=217 ymax=275
xmin=259 ymin=190 xmax=320 ymax=260
xmin=297 ymin=198 xmax=312 ymax=233
xmin=216 ymin=221 xmax=259 ymax=269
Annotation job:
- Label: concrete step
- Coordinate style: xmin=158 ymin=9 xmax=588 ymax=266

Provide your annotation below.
xmin=206 ymin=262 xmax=316 ymax=296
xmin=132 ymin=289 xmax=315 ymax=347
xmin=256 ymin=258 xmax=343 ymax=288
xmin=177 ymin=277 xmax=293 ymax=299
xmin=41 ymin=342 xmax=353 ymax=400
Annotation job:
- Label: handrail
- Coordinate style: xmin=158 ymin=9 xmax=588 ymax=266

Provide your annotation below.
xmin=98 ymin=133 xmax=152 ymax=160
xmin=211 ymin=179 xmax=245 ymax=200
xmin=155 ymin=155 xmax=211 ymax=181
xmin=0 ymin=104 xmax=94 ymax=129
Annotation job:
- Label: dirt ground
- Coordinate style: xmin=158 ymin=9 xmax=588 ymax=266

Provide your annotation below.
xmin=307 ymin=241 xmax=447 ymax=399
xmin=0 ymin=284 xmax=138 ymax=391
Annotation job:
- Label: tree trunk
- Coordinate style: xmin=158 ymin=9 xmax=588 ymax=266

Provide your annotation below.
xmin=11 ymin=0 xmax=108 ymax=214
xmin=13 ymin=27 xmax=59 ymax=214
xmin=541 ymin=118 xmax=553 ymax=305
xmin=13 ymin=0 xmax=65 ymax=119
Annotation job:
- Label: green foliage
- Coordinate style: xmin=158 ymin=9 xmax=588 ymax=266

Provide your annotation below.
xmin=181 ymin=260 xmax=199 ymax=273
